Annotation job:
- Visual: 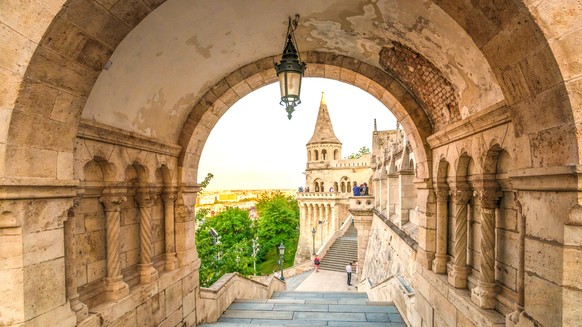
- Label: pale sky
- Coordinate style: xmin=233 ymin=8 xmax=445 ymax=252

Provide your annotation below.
xmin=197 ymin=78 xmax=397 ymax=191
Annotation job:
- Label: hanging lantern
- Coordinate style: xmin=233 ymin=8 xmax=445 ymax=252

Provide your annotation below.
xmin=275 ymin=14 xmax=306 ymax=120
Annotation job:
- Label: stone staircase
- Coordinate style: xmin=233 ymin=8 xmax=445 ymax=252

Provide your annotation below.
xmin=318 ymin=224 xmax=358 ymax=272
xmin=199 ymin=291 xmax=405 ymax=326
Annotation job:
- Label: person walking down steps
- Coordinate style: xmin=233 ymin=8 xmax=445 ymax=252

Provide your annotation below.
xmin=346 ymin=262 xmax=353 ymax=286
xmin=314 ymin=255 xmax=320 ymax=272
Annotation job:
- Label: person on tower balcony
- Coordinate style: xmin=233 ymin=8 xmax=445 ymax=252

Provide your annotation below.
xmin=353 ymin=183 xmax=361 ymax=196
xmin=361 ymin=183 xmax=369 ymax=196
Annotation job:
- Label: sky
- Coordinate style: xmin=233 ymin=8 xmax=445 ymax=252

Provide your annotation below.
xmin=197 ymin=77 xmax=397 ymax=191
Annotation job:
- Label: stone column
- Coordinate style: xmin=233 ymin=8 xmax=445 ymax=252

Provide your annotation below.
xmin=353 ymin=213 xmax=373 ymax=283
xmin=135 ymin=191 xmax=159 ymax=284
xmin=433 ymin=187 xmax=450 ymax=274
xmin=373 ymin=177 xmax=382 ymax=212
xmin=387 ymin=174 xmax=399 ymax=217
xmin=162 ymin=192 xmax=178 ymax=271
xmin=331 ymin=205 xmax=337 ymax=233
xmin=324 ymin=204 xmax=330 ymax=240
xmin=447 ymin=188 xmax=472 ymax=288
xmin=471 ymin=189 xmax=502 ymax=309
xmin=99 ymin=195 xmax=130 ymax=301
xmin=64 ymin=199 xmax=88 ymax=322
xmin=398 ymin=171 xmax=415 ymax=226
xmin=307 ymin=205 xmax=313 ymax=237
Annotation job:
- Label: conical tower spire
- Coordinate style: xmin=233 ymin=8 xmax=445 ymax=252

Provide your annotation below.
xmin=308 ymin=92 xmax=341 ymax=145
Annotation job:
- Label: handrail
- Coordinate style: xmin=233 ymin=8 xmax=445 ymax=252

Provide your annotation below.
xmin=373 ymin=208 xmax=418 ymax=250
xmin=198 ymin=272 xmax=285 ymax=324
xmin=317 ymin=214 xmax=353 ymax=259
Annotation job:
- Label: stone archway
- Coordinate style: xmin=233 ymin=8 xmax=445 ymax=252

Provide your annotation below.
xmin=2 ymin=1 xmax=582 ymax=326
xmin=178 ymin=53 xmax=434 ymax=185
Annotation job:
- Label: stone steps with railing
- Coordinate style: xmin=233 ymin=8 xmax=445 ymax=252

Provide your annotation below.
xmin=318 ymin=225 xmax=358 ymax=272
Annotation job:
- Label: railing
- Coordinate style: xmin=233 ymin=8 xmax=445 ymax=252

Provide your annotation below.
xmin=197 ymin=273 xmax=285 ymax=324
xmin=373 ymin=208 xmax=418 ymax=250
xmin=316 ymin=214 xmax=354 ymax=259
xmin=296 ymin=192 xmax=343 ymax=199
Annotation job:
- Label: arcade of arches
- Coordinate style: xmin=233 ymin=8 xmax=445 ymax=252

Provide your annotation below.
xmin=1 ymin=1 xmax=581 ymax=326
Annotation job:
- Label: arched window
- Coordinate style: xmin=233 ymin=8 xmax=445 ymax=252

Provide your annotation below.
xmin=322 ymin=149 xmax=327 ymax=160
xmin=314 ymin=150 xmax=319 ymax=160
xmin=308 ymin=151 xmax=312 ymax=161
xmin=334 ymin=149 xmax=339 ymax=160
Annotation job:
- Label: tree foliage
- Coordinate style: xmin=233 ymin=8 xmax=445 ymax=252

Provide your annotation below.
xmin=195 ymin=192 xmax=300 ymax=286
xmin=196 ymin=207 xmax=255 ymax=287
xmin=199 ymin=172 xmax=214 ymax=193
xmin=346 ymin=146 xmax=370 ymax=159
xmin=255 ymin=192 xmax=299 ymax=259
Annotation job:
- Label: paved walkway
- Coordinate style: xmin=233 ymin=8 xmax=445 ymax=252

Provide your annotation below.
xmin=288 ymin=269 xmax=360 ymax=292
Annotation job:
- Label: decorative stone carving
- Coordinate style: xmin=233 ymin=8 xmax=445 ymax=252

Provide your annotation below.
xmin=99 ymin=195 xmax=129 ymax=301
xmin=433 ymin=187 xmax=450 ymax=274
xmin=64 ymin=198 xmax=88 ymax=322
xmin=162 ymin=192 xmax=178 ymax=271
xmin=471 ymin=189 xmax=502 ymax=309
xmin=135 ymin=191 xmax=159 ymax=284
xmin=448 ymin=188 xmax=472 ymax=288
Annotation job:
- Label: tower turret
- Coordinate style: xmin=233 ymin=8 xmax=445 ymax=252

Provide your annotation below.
xmin=307 ymin=92 xmax=342 ymax=162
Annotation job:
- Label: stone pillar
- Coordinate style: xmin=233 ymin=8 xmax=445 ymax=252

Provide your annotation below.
xmin=433 ymin=187 xmax=450 ymax=274
xmin=353 ymin=213 xmax=373 ymax=283
xmin=99 ymin=195 xmax=130 ymax=301
xmin=324 ymin=204 xmax=330 ymax=240
xmin=162 ymin=192 xmax=178 ymax=271
xmin=307 ymin=205 xmax=313 ymax=237
xmin=373 ymin=177 xmax=382 ymax=212
xmin=64 ymin=199 xmax=88 ymax=322
xmin=135 ymin=191 xmax=159 ymax=284
xmin=398 ymin=171 xmax=415 ymax=226
xmin=447 ymin=188 xmax=472 ymax=289
xmin=387 ymin=174 xmax=399 ymax=217
xmin=471 ymin=189 xmax=502 ymax=308
xmin=331 ymin=205 xmax=337 ymax=233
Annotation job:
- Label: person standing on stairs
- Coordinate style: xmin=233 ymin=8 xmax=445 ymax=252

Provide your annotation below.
xmin=346 ymin=262 xmax=353 ymax=286
xmin=314 ymin=255 xmax=320 ymax=272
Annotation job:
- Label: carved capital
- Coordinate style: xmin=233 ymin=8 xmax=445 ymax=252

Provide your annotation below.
xmin=435 ymin=188 xmax=450 ymax=202
xmin=135 ymin=192 xmax=157 ymax=208
xmin=474 ymin=189 xmax=503 ymax=208
xmin=99 ymin=196 xmax=127 ymax=212
xmin=161 ymin=192 xmax=178 ymax=204
xmin=449 ymin=189 xmax=472 ymax=205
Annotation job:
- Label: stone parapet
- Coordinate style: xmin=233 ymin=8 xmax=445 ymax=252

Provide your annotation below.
xmin=197 ymin=273 xmax=286 ymax=324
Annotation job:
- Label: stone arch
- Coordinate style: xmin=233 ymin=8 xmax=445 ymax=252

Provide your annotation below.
xmin=2 ymin=0 xmax=577 ymax=186
xmin=178 ymin=55 xmax=433 ymax=187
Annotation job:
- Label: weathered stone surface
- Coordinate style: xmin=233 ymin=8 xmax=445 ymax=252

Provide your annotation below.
xmin=23 ymin=228 xmax=64 ymax=266
xmin=23 ymin=258 xmax=66 ymax=319
xmin=165 ymin=280 xmax=182 ymax=315
xmin=524 ymin=273 xmax=562 ymax=327
xmin=75 ymin=38 xmax=113 ymax=71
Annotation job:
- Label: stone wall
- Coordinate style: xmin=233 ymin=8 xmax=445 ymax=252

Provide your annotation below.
xmin=360 ymin=214 xmax=417 ymax=324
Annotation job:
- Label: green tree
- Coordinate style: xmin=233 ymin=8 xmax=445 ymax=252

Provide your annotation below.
xmin=346 ymin=146 xmax=371 ymax=159
xmin=255 ymin=192 xmax=299 ymax=272
xmin=195 ymin=207 xmax=255 ymax=286
xmin=199 ymin=172 xmax=214 ymax=193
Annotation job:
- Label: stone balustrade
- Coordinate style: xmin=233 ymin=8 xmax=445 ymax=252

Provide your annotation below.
xmin=197 ymin=273 xmax=286 ymax=324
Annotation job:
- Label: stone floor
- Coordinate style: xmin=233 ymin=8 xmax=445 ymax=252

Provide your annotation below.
xmin=200 ymin=269 xmax=405 ymax=326
xmin=289 ymin=269 xmax=360 ymax=292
